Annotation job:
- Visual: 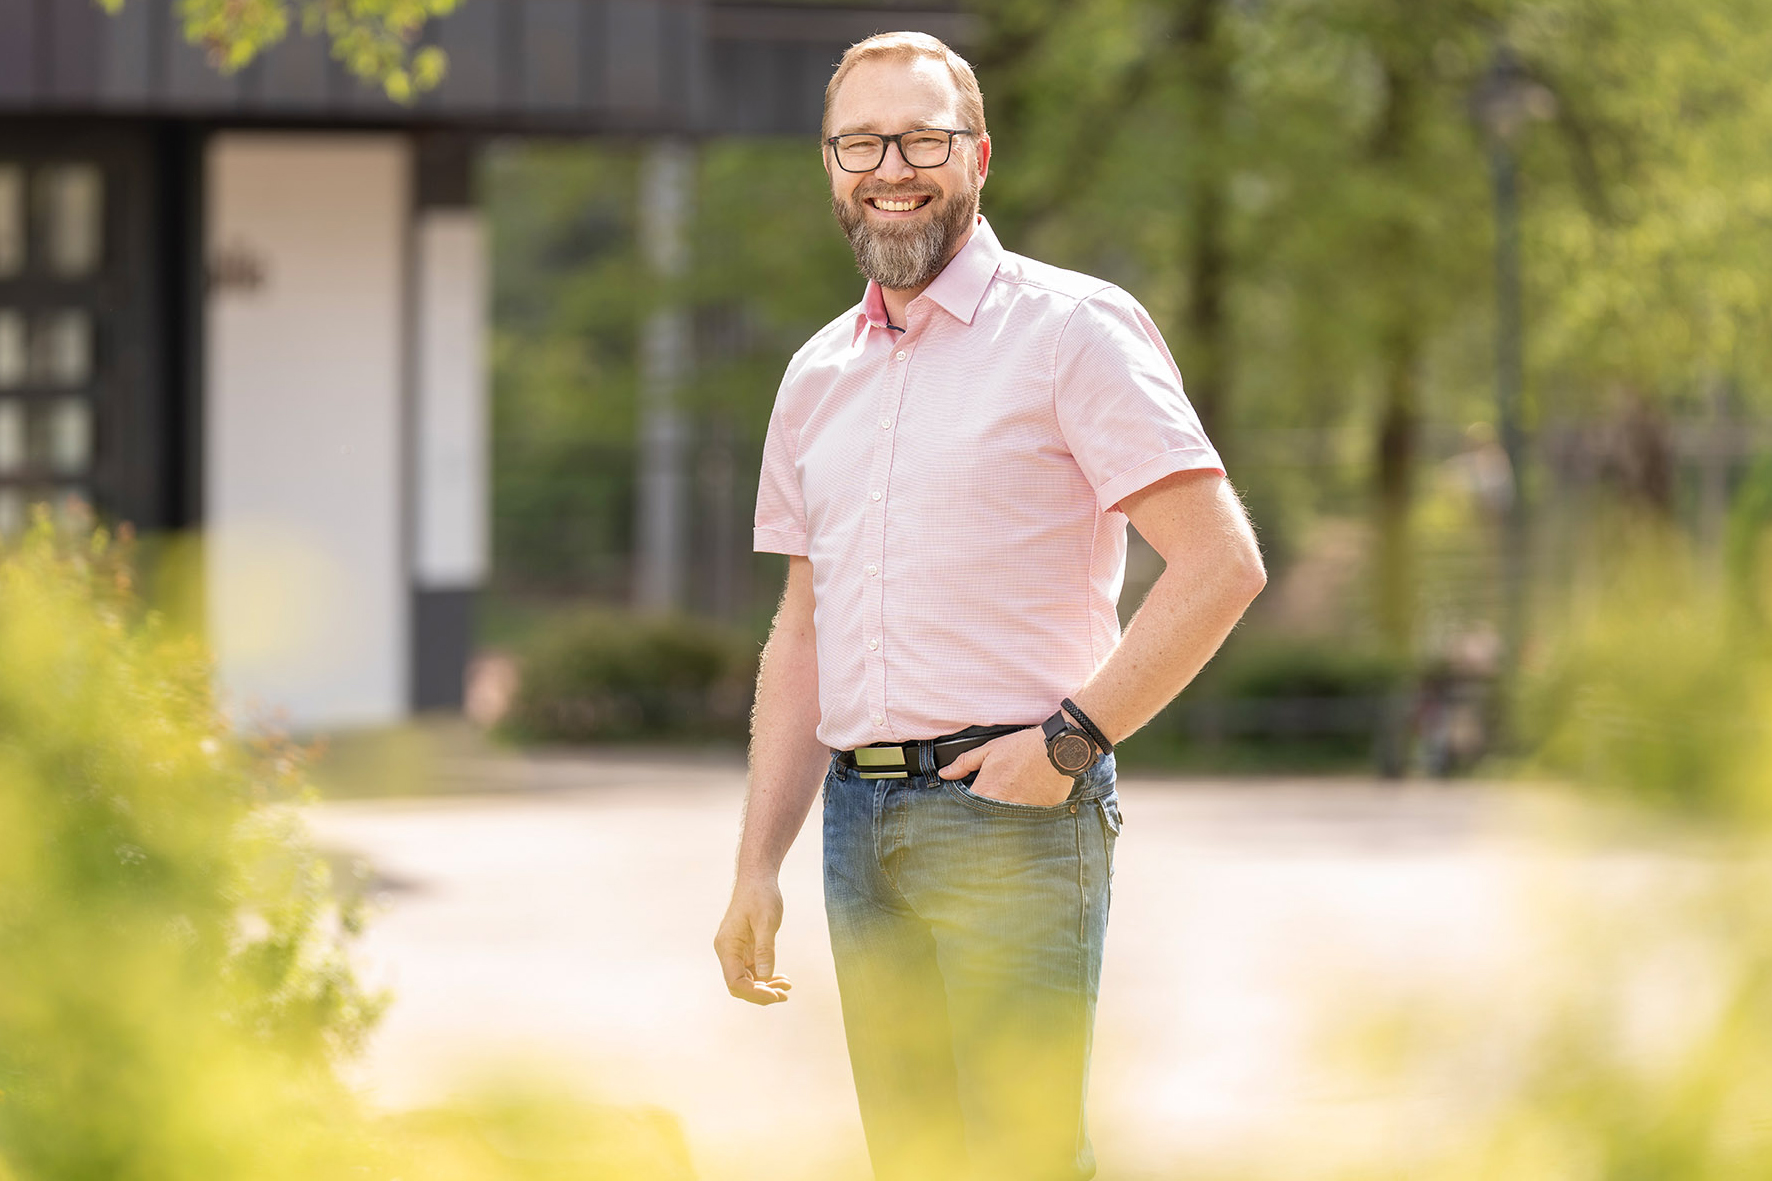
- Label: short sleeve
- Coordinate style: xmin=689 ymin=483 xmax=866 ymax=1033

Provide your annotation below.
xmin=753 ymin=395 xmax=809 ymax=556
xmin=1053 ymin=288 xmax=1225 ymax=513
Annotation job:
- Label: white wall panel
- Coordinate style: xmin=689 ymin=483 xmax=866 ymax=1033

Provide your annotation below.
xmin=205 ymin=133 xmax=409 ymax=729
xmin=412 ymin=210 xmax=488 ymax=590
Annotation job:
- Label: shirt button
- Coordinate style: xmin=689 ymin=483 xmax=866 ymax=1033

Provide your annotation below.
xmin=866 ymin=564 xmax=878 ymax=576
xmin=870 ymin=490 xmax=882 ymax=501
xmin=879 ymin=417 xmax=891 ymax=430
xmin=895 ymin=350 xmax=906 ymax=361
xmin=872 ymin=714 xmax=885 ymax=727
xmin=867 ymin=638 xmax=879 ymax=651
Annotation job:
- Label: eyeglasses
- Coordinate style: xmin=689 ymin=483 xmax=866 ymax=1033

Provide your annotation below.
xmin=823 ymin=128 xmax=975 ymax=173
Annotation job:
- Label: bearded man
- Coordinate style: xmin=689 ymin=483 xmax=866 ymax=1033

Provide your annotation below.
xmin=713 ymin=30 xmax=1267 ymax=1181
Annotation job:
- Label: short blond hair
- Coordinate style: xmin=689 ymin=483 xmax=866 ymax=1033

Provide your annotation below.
xmin=821 ymin=31 xmax=987 ymax=143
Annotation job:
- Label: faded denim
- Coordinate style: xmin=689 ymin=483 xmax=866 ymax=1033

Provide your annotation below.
xmin=822 ymin=750 xmax=1121 ymax=1181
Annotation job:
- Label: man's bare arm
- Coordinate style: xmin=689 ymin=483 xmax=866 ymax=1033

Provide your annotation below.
xmin=1075 ymin=470 xmax=1267 ymax=741
xmin=940 ymin=471 xmax=1265 ymax=801
xmin=714 ymin=555 xmax=828 ymax=1005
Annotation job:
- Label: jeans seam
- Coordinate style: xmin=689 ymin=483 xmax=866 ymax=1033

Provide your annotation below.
xmin=1099 ymin=799 xmax=1115 ymax=917
xmin=871 ymin=780 xmax=889 ymax=893
xmin=1075 ymin=810 xmax=1087 ymax=946
xmin=873 ymin=779 xmax=913 ymax=900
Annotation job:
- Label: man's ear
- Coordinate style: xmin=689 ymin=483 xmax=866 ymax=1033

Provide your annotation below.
xmin=975 ymin=134 xmax=992 ymax=188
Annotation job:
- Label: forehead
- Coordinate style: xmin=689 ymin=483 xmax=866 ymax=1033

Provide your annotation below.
xmin=829 ymin=56 xmax=964 ymax=134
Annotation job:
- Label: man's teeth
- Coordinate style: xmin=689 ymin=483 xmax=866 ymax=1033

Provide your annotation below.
xmin=872 ymin=197 xmax=928 ymax=211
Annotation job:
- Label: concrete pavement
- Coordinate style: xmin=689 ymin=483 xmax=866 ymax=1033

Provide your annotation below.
xmin=306 ymin=749 xmax=1682 ymax=1180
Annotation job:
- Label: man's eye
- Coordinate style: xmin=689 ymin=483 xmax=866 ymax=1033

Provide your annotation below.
xmin=906 ymin=136 xmax=945 ymax=150
xmin=840 ymin=138 xmax=880 ymax=153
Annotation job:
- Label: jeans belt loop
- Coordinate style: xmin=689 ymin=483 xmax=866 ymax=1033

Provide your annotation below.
xmin=918 ymin=739 xmax=937 ymax=779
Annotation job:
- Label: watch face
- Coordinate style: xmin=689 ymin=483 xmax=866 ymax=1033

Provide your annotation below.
xmin=1051 ymin=732 xmax=1094 ymax=775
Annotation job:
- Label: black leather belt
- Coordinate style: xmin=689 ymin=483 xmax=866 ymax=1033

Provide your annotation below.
xmin=835 ymin=724 xmax=1025 ymax=780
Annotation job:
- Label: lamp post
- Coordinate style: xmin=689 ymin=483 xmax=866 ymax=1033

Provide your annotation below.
xmin=1471 ymin=42 xmax=1555 ymax=745
xmin=635 ymin=137 xmax=694 ymax=613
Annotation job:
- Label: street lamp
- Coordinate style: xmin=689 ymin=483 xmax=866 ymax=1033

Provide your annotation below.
xmin=1471 ymin=41 xmax=1555 ymax=747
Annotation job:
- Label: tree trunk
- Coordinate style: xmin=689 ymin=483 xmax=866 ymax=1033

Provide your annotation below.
xmin=1369 ymin=53 xmax=1423 ymax=776
xmin=1375 ymin=321 xmax=1420 ymax=652
xmin=1178 ymin=0 xmax=1232 ymax=451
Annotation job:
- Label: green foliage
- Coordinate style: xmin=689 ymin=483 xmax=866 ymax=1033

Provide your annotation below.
xmin=1523 ymin=0 xmax=1772 ymax=410
xmin=473 ymin=0 xmax=1772 ymax=774
xmin=973 ymin=0 xmax=1772 ymax=691
xmin=1197 ymin=636 xmax=1405 ymax=702
xmin=486 ymin=138 xmax=856 ymax=598
xmin=0 ymin=514 xmax=706 ymax=1178
xmin=487 ymin=144 xmax=646 ymax=594
xmin=1117 ymin=635 xmax=1405 ymax=772
xmin=501 ymin=609 xmax=758 ymax=744
xmin=0 ymin=511 xmax=381 ymax=1178
xmin=1520 ymin=515 xmax=1772 ymax=820
xmin=100 ymin=0 xmax=456 ymax=102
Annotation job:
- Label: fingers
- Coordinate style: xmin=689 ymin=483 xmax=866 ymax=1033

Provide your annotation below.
xmin=938 ymin=741 xmax=990 ymax=779
xmin=717 ymin=939 xmax=790 ymax=1005
xmin=715 ymin=901 xmax=791 ymax=1006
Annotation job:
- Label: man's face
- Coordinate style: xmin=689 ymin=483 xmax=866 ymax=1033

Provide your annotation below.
xmin=825 ymin=56 xmax=991 ymax=292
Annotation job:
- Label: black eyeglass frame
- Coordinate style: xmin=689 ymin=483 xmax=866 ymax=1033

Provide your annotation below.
xmin=822 ymin=128 xmax=977 ymax=173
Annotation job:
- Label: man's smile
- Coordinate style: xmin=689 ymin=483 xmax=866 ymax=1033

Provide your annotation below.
xmin=862 ymin=193 xmax=935 ymax=214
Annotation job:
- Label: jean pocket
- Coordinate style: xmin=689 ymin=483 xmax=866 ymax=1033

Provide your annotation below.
xmin=942 ymin=773 xmax=1079 ymax=819
xmin=1101 ymin=793 xmax=1123 ymax=836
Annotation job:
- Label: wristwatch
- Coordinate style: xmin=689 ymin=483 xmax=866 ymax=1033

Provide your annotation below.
xmin=1043 ymin=700 xmax=1105 ymax=776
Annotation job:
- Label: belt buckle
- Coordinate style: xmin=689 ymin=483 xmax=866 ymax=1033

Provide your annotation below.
xmin=854 ymin=745 xmax=909 ymax=779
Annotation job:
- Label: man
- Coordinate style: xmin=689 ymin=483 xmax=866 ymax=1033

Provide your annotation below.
xmin=713 ymin=30 xmax=1266 ymax=1181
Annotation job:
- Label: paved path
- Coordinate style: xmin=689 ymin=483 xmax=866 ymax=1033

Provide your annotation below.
xmin=306 ymin=751 xmax=1679 ymax=1181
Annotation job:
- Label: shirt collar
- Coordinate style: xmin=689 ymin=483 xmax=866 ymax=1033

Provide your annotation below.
xmin=851 ymin=214 xmax=1004 ymax=344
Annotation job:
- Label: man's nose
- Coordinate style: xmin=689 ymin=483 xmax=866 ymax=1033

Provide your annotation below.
xmin=874 ymin=140 xmax=917 ymax=181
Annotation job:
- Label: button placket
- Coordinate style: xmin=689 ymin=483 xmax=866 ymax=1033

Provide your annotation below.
xmin=861 ymin=334 xmax=910 ymax=734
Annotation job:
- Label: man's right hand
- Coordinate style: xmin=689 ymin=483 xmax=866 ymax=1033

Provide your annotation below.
xmin=715 ymin=877 xmax=794 ymax=1005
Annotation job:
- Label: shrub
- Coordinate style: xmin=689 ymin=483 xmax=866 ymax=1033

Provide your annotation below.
xmin=1519 ymin=516 xmax=1772 ymax=821
xmin=501 ymin=609 xmax=758 ymax=744
xmin=1198 ymin=636 xmax=1404 ymax=704
xmin=0 ymin=513 xmax=381 ymax=1178
xmin=0 ymin=514 xmax=703 ymax=1179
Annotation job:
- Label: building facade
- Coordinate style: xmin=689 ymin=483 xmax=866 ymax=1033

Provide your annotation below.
xmin=0 ymin=0 xmax=969 ymax=728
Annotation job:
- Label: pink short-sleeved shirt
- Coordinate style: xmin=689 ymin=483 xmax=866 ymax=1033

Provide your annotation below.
xmin=755 ymin=216 xmax=1223 ymax=752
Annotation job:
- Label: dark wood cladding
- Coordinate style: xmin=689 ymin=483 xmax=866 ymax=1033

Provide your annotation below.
xmin=0 ymin=0 xmax=970 ymax=136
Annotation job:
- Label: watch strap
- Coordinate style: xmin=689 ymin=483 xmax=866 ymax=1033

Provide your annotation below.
xmin=1042 ymin=708 xmax=1098 ymax=775
xmin=1041 ymin=711 xmax=1069 ymax=743
xmin=1061 ymin=697 xmax=1113 ymax=755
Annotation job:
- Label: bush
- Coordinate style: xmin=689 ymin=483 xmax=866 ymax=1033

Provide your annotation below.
xmin=0 ymin=515 xmax=700 ymax=1179
xmin=1519 ymin=516 xmax=1772 ymax=821
xmin=1198 ymin=636 xmax=1404 ymax=704
xmin=1111 ymin=635 xmax=1407 ymax=773
xmin=501 ymin=609 xmax=758 ymax=744
xmin=0 ymin=513 xmax=381 ymax=1178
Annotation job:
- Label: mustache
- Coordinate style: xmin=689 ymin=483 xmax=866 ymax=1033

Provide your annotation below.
xmin=850 ymin=185 xmax=942 ymax=203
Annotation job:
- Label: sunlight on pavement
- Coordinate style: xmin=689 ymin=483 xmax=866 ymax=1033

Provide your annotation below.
xmin=308 ymin=756 xmax=1691 ymax=1180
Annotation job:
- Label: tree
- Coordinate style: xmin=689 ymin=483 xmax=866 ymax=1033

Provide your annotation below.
xmin=106 ymin=0 xmax=458 ymax=100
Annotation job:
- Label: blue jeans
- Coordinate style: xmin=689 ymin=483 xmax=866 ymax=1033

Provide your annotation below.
xmin=822 ymin=750 xmax=1122 ymax=1181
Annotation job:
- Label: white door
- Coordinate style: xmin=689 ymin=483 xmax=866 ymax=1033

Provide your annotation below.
xmin=205 ymin=133 xmax=409 ymax=730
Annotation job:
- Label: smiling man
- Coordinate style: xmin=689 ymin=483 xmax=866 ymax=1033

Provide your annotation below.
xmin=713 ymin=30 xmax=1267 ymax=1181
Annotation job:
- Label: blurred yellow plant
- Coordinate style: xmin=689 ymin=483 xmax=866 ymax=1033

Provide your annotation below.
xmin=1520 ymin=509 xmax=1772 ymax=823
xmin=0 ymin=509 xmax=381 ymax=1177
xmin=0 ymin=510 xmax=695 ymax=1179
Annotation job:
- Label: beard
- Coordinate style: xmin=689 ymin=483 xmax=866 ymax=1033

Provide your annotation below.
xmin=832 ymin=174 xmax=979 ymax=291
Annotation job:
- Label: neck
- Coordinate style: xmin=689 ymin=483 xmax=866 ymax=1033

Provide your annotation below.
xmin=878 ymin=221 xmax=976 ymax=327
xmin=878 ymin=283 xmax=923 ymax=329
